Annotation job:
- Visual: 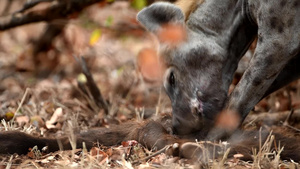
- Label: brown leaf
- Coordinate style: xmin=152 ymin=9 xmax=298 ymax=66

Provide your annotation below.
xmin=15 ymin=115 xmax=30 ymax=126
xmin=27 ymin=150 xmax=35 ymax=159
xmin=5 ymin=111 xmax=14 ymax=121
xmin=121 ymin=140 xmax=138 ymax=147
xmin=90 ymin=147 xmax=108 ymax=158
xmin=30 ymin=115 xmax=45 ymax=128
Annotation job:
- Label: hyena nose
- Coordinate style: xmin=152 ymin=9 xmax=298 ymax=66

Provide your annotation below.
xmin=196 ymin=90 xmax=207 ymax=101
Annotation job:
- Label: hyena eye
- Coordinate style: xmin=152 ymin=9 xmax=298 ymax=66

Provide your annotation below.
xmin=169 ymin=71 xmax=175 ymax=87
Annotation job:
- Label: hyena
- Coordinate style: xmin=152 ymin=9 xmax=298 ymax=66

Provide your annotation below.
xmin=137 ymin=0 xmax=300 ymax=136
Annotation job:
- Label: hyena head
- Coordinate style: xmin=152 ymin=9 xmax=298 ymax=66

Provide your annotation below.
xmin=137 ymin=2 xmax=228 ymax=135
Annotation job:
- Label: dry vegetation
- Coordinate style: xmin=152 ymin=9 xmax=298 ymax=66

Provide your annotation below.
xmin=0 ymin=1 xmax=300 ymax=168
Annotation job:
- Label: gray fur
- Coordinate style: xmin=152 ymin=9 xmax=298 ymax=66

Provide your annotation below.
xmin=137 ymin=0 xmax=300 ymax=135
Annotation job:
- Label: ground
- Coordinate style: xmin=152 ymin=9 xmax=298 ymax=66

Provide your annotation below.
xmin=0 ymin=1 xmax=300 ymax=168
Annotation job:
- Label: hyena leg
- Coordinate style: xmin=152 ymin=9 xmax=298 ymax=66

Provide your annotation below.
xmin=229 ymin=44 xmax=299 ymax=121
xmin=227 ymin=16 xmax=300 ymax=121
xmin=227 ymin=1 xmax=300 ymax=121
xmin=264 ymin=52 xmax=300 ymax=97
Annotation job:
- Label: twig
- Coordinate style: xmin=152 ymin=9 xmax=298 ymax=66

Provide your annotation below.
xmin=244 ymin=109 xmax=300 ymax=126
xmin=5 ymin=155 xmax=13 ymax=169
xmin=281 ymin=122 xmax=300 ymax=132
xmin=0 ymin=0 xmax=178 ymax=31
xmin=1 ymin=0 xmax=13 ymax=16
xmin=76 ymin=56 xmax=109 ymax=114
xmin=11 ymin=88 xmax=30 ymax=123
xmin=219 ymin=148 xmax=230 ymax=166
xmin=283 ymin=109 xmax=294 ymax=125
xmin=33 ymin=22 xmax=66 ymax=56
xmin=0 ymin=0 xmax=107 ymax=31
xmin=15 ymin=0 xmax=55 ymax=14
xmin=131 ymin=145 xmax=171 ymax=165
xmin=75 ymin=84 xmax=100 ymax=114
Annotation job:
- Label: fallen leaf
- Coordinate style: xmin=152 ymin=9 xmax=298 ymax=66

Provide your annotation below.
xmin=46 ymin=108 xmax=63 ymax=129
xmin=89 ymin=29 xmax=102 ymax=46
xmin=15 ymin=115 xmax=29 ymax=126
xmin=5 ymin=111 xmax=14 ymax=121
xmin=121 ymin=140 xmax=138 ymax=147
xmin=30 ymin=115 xmax=45 ymax=128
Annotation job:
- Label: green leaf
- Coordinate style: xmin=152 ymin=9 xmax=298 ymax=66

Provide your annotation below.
xmin=105 ymin=16 xmax=114 ymax=27
xmin=131 ymin=0 xmax=147 ymax=10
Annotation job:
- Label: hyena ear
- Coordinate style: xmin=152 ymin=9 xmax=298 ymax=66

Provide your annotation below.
xmin=137 ymin=2 xmax=185 ymax=33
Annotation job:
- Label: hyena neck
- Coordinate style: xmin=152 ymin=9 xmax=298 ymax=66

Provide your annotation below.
xmin=186 ymin=0 xmax=257 ymax=92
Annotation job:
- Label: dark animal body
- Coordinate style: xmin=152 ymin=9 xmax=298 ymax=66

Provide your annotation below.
xmin=1 ymin=0 xmax=300 ymax=162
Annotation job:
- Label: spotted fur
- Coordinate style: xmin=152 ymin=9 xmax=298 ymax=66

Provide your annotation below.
xmin=137 ymin=0 xmax=300 ymax=135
